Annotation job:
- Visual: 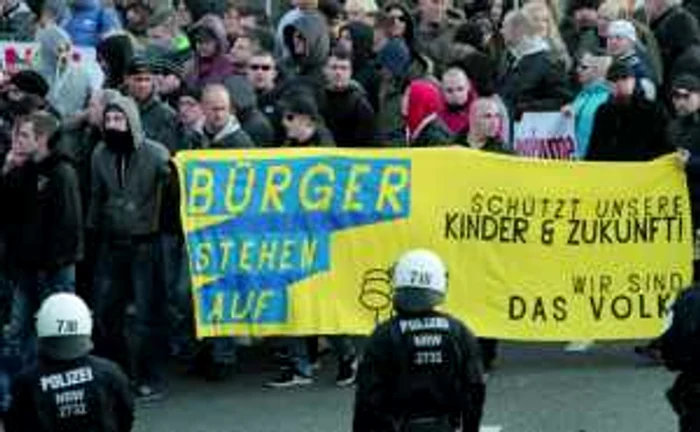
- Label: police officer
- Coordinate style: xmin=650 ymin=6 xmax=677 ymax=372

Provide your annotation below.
xmin=5 ymin=292 xmax=134 ymax=432
xmin=660 ymin=283 xmax=700 ymax=431
xmin=353 ymin=249 xmax=486 ymax=432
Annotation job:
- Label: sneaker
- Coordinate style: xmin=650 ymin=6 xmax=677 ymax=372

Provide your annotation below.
xmin=133 ymin=384 xmax=165 ymax=403
xmin=336 ymin=356 xmax=358 ymax=387
xmin=266 ymin=369 xmax=313 ymax=388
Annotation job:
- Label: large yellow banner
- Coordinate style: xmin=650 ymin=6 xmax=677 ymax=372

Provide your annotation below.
xmin=174 ymin=147 xmax=693 ymax=340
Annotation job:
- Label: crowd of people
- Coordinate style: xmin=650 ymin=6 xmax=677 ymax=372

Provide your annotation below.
xmin=0 ymin=0 xmax=698 ymax=418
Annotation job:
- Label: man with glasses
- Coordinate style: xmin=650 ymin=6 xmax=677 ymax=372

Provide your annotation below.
xmin=246 ymin=50 xmax=286 ymax=144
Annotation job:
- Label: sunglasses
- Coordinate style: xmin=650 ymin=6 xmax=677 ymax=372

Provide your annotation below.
xmin=576 ymin=63 xmax=593 ymax=71
xmin=388 ymin=14 xmax=406 ymax=23
xmin=284 ymin=113 xmax=296 ymax=121
xmin=249 ymin=64 xmax=272 ymax=71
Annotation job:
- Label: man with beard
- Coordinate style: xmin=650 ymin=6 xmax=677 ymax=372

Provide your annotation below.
xmin=88 ymin=94 xmax=171 ymax=401
xmin=439 ymin=66 xmax=478 ymax=140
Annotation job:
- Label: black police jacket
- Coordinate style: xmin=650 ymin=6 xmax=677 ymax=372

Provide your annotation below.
xmin=5 ymin=355 xmax=133 ymax=432
xmin=353 ymin=310 xmax=486 ymax=432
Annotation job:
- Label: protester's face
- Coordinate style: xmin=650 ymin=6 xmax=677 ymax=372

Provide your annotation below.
xmin=246 ymin=55 xmax=277 ymax=90
xmin=612 ymin=76 xmax=635 ymax=98
xmin=491 ymin=0 xmax=504 ymax=24
xmin=203 ymin=91 xmax=231 ymax=130
xmin=225 ymin=8 xmax=242 ymax=37
xmin=282 ymin=112 xmax=309 ymax=140
xmin=196 ymin=35 xmax=218 ymax=58
xmin=231 ymin=36 xmax=253 ymax=65
xmin=12 ymin=121 xmax=37 ymax=159
xmin=419 ymin=0 xmax=448 ymax=24
xmin=442 ymin=70 xmax=470 ymax=107
xmin=574 ymin=8 xmax=598 ymax=27
xmin=672 ymin=89 xmax=700 ymax=116
xmin=126 ymin=5 xmax=149 ymax=32
xmin=386 ymin=7 xmax=408 ymax=37
xmin=175 ymin=2 xmax=192 ymax=28
xmin=104 ymin=110 xmax=129 ymax=132
xmin=178 ymin=96 xmax=204 ymax=127
xmin=156 ymin=74 xmax=181 ymax=95
xmin=576 ymin=54 xmax=597 ymax=84
xmin=529 ymin=8 xmax=550 ymax=37
xmin=292 ymin=30 xmax=307 ymax=56
xmin=596 ymin=9 xmax=614 ymax=37
xmin=473 ymin=100 xmax=502 ymax=138
xmin=606 ymin=35 xmax=631 ymax=56
xmin=325 ymin=57 xmax=352 ymax=90
xmin=127 ymin=72 xmax=154 ymax=102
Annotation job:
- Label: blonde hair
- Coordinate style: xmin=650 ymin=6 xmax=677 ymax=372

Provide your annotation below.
xmin=522 ymin=1 xmax=572 ymax=70
xmin=523 ymin=0 xmax=562 ymax=23
xmin=597 ymin=0 xmax=633 ymax=20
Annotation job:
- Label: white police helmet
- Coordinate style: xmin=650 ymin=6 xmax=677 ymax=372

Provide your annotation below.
xmin=35 ymin=293 xmax=94 ymax=360
xmin=392 ymin=249 xmax=448 ymax=312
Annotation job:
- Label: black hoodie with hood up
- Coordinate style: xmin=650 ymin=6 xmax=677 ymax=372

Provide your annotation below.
xmin=224 ymin=76 xmax=276 ymax=147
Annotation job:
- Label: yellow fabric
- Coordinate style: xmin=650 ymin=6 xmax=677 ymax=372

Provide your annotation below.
xmin=174 ymin=147 xmax=692 ymax=340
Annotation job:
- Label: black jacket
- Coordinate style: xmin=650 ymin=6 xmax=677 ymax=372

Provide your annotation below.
xmin=1 ymin=152 xmax=83 ymax=272
xmin=198 ymin=117 xmax=255 ymax=149
xmin=670 ymin=113 xmax=700 ymax=222
xmin=587 ymin=96 xmax=672 ymax=161
xmin=324 ymin=85 xmax=376 ymax=147
xmin=138 ymin=93 xmax=180 ymax=154
xmin=353 ymin=310 xmax=485 ymax=432
xmin=411 ymin=118 xmax=454 ymax=147
xmin=650 ymin=5 xmax=700 ymax=82
xmin=6 ymin=355 xmax=133 ymax=432
xmin=660 ymin=285 xmax=700 ymax=372
xmin=499 ymin=47 xmax=572 ymax=118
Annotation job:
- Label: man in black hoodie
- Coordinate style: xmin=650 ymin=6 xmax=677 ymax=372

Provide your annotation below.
xmin=246 ymin=49 xmax=286 ymax=143
xmin=587 ymin=60 xmax=672 ymax=161
xmin=280 ymin=91 xmax=335 ymax=147
xmin=88 ymin=94 xmax=171 ymax=401
xmin=322 ymin=47 xmax=376 ymax=147
xmin=1 ymin=111 xmax=83 ymax=368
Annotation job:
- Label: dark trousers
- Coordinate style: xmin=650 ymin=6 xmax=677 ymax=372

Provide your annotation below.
xmin=478 ymin=338 xmax=498 ymax=370
xmin=669 ymin=374 xmax=700 ymax=432
xmin=92 ymin=236 xmax=166 ymax=387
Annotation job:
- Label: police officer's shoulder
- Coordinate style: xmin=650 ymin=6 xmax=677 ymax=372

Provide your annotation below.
xmin=86 ymin=355 xmax=129 ymax=380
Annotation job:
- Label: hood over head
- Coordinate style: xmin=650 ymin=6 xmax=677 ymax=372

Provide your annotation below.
xmin=224 ymin=75 xmax=257 ymax=113
xmin=37 ymin=24 xmax=72 ymax=79
xmin=104 ymin=95 xmax=145 ymax=147
xmin=97 ymin=33 xmax=135 ymax=88
xmin=342 ymin=21 xmax=374 ymax=69
xmin=190 ymin=14 xmax=230 ymax=56
xmin=405 ymin=79 xmax=445 ymax=136
xmin=283 ymin=12 xmax=330 ymax=71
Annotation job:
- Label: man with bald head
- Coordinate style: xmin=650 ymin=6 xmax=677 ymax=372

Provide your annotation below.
xmin=198 ymin=84 xmax=255 ymax=149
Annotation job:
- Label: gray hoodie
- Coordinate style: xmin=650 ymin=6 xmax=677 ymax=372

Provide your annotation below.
xmin=87 ymin=95 xmax=171 ymax=237
xmin=37 ymin=24 xmax=94 ymax=117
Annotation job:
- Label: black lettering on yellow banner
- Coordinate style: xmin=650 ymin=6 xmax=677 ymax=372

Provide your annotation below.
xmin=508 ymin=295 xmax=568 ymax=322
xmin=443 ymin=212 xmax=529 ymax=243
xmin=588 ymin=293 xmax=676 ymax=320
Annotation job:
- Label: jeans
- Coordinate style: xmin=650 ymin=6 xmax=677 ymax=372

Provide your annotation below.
xmin=92 ymin=237 xmax=166 ymax=387
xmin=161 ymin=234 xmax=195 ymax=359
xmin=281 ymin=336 xmax=356 ymax=376
xmin=7 ymin=265 xmax=76 ymax=365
